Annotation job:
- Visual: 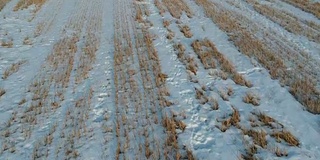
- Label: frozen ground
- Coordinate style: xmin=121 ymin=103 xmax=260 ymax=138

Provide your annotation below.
xmin=0 ymin=0 xmax=320 ymax=159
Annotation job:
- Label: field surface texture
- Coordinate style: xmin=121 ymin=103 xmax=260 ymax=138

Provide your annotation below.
xmin=0 ymin=0 xmax=320 ymax=159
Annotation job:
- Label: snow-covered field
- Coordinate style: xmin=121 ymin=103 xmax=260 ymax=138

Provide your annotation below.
xmin=0 ymin=0 xmax=320 ymax=159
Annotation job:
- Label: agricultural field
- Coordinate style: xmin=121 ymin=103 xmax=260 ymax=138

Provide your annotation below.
xmin=0 ymin=0 xmax=320 ymax=159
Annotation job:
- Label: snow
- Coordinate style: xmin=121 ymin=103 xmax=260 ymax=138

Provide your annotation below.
xmin=1 ymin=0 xmax=320 ymax=159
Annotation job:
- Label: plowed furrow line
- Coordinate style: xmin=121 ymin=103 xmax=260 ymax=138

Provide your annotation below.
xmin=113 ymin=0 xmax=137 ymax=158
xmin=191 ymin=39 xmax=252 ymax=87
xmin=245 ymin=0 xmax=320 ymax=43
xmin=113 ymin=0 xmax=155 ymax=158
xmin=224 ymin=1 xmax=320 ymax=78
xmin=195 ymin=0 xmax=320 ymax=113
xmin=32 ymin=0 xmax=104 ymax=158
xmin=63 ymin=1 xmax=89 ymax=37
xmin=280 ymin=0 xmax=320 ymax=19
xmin=75 ymin=0 xmax=103 ymax=84
xmin=162 ymin=0 xmax=193 ymax=18
xmin=53 ymin=88 xmax=93 ymax=159
xmin=112 ymin=0 xmax=190 ymax=159
xmin=0 ymin=0 xmax=92 ymax=157
xmin=34 ymin=0 xmax=63 ymax=37
xmin=222 ymin=0 xmax=320 ymax=78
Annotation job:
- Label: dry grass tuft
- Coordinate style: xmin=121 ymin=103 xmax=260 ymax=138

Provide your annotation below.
xmin=34 ymin=22 xmax=45 ymax=37
xmin=192 ymin=39 xmax=252 ymax=87
xmin=2 ymin=60 xmax=27 ymax=79
xmin=240 ymin=138 xmax=258 ymax=160
xmin=154 ymin=0 xmax=166 ymax=16
xmin=209 ymin=98 xmax=219 ymax=110
xmin=136 ymin=6 xmax=143 ymax=22
xmin=162 ymin=0 xmax=193 ymax=19
xmin=23 ymin=36 xmax=32 ymax=45
xmin=18 ymin=98 xmax=27 ymax=105
xmin=227 ymin=86 xmax=234 ymax=96
xmin=191 ymin=40 xmax=216 ymax=69
xmin=234 ymin=73 xmax=253 ymax=87
xmin=0 ymin=0 xmax=11 ymax=11
xmin=242 ymin=129 xmax=267 ymax=148
xmin=289 ymin=78 xmax=320 ymax=113
xmin=1 ymin=39 xmax=13 ymax=48
xmin=179 ymin=25 xmax=193 ymax=38
xmin=217 ymin=107 xmax=240 ymax=132
xmin=163 ymin=20 xmax=171 ymax=28
xmin=254 ymin=112 xmax=281 ymax=129
xmin=14 ymin=0 xmax=47 ymax=12
xmin=219 ymin=88 xmax=229 ymax=101
xmin=209 ymin=70 xmax=228 ymax=80
xmin=156 ymin=73 xmax=168 ymax=87
xmin=166 ymin=29 xmax=175 ymax=40
xmin=243 ymin=92 xmax=260 ymax=106
xmin=174 ymin=43 xmax=198 ymax=75
xmin=162 ymin=114 xmax=180 ymax=149
xmin=273 ymin=146 xmax=288 ymax=157
xmin=187 ymin=148 xmax=196 ymax=160
xmin=271 ymin=131 xmax=299 ymax=146
xmin=0 ymin=88 xmax=6 ymax=97
xmin=195 ymin=87 xmax=208 ymax=104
